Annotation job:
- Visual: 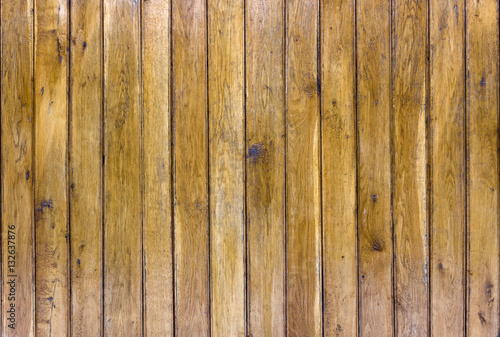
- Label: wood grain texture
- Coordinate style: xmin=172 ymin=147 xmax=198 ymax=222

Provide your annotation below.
xmin=430 ymin=0 xmax=466 ymax=335
xmin=321 ymin=0 xmax=357 ymax=335
xmin=1 ymin=0 xmax=35 ymax=335
xmin=466 ymin=0 xmax=499 ymax=334
xmin=103 ymin=0 xmax=141 ymax=335
xmin=246 ymin=0 xmax=285 ymax=335
xmin=392 ymin=0 xmax=429 ymax=335
xmin=69 ymin=0 xmax=103 ymax=335
xmin=173 ymin=0 xmax=209 ymax=335
xmin=356 ymin=0 xmax=393 ymax=335
xmin=208 ymin=0 xmax=246 ymax=336
xmin=142 ymin=0 xmax=173 ymax=335
xmin=34 ymin=0 xmax=69 ymax=335
xmin=286 ymin=0 xmax=321 ymax=336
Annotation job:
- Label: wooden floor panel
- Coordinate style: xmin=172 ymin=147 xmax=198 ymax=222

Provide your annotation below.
xmin=1 ymin=0 xmax=499 ymax=335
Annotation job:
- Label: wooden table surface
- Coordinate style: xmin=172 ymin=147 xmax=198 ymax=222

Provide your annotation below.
xmin=1 ymin=0 xmax=498 ymax=335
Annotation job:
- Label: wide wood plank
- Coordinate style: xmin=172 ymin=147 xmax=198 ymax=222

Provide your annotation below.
xmin=208 ymin=0 xmax=245 ymax=335
xmin=393 ymin=0 xmax=429 ymax=335
xmin=430 ymin=0 xmax=466 ymax=335
xmin=34 ymin=0 xmax=69 ymax=335
xmin=69 ymin=0 xmax=103 ymax=335
xmin=142 ymin=0 xmax=173 ymax=335
xmin=1 ymin=0 xmax=35 ymax=335
xmin=246 ymin=0 xmax=285 ymax=335
xmin=286 ymin=0 xmax=321 ymax=336
xmin=466 ymin=0 xmax=499 ymax=334
xmin=321 ymin=0 xmax=357 ymax=335
xmin=103 ymin=0 xmax=141 ymax=334
xmin=356 ymin=0 xmax=393 ymax=335
xmin=173 ymin=0 xmax=209 ymax=335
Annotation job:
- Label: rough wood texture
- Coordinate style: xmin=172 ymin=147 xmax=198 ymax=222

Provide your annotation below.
xmin=430 ymin=0 xmax=466 ymax=335
xmin=246 ymin=0 xmax=285 ymax=335
xmin=142 ymin=0 xmax=173 ymax=335
xmin=466 ymin=0 xmax=499 ymax=334
xmin=103 ymin=0 xmax=141 ymax=335
xmin=286 ymin=0 xmax=321 ymax=336
xmin=208 ymin=0 xmax=246 ymax=336
xmin=429 ymin=0 xmax=467 ymax=335
xmin=321 ymin=0 xmax=357 ymax=335
xmin=34 ymin=0 xmax=69 ymax=335
xmin=1 ymin=0 xmax=35 ymax=335
xmin=173 ymin=0 xmax=209 ymax=335
xmin=356 ymin=0 xmax=393 ymax=335
xmin=69 ymin=0 xmax=103 ymax=335
xmin=246 ymin=0 xmax=286 ymax=336
xmin=393 ymin=0 xmax=429 ymax=335
xmin=3 ymin=1 xmax=500 ymax=335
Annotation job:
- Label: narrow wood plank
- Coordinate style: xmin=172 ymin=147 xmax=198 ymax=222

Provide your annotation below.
xmin=103 ymin=0 xmax=141 ymax=334
xmin=173 ymin=0 xmax=209 ymax=335
xmin=34 ymin=0 xmax=69 ymax=335
xmin=286 ymin=0 xmax=321 ymax=335
xmin=321 ymin=0 xmax=357 ymax=335
xmin=393 ymin=0 xmax=429 ymax=335
xmin=208 ymin=0 xmax=245 ymax=336
xmin=142 ymin=0 xmax=173 ymax=335
xmin=246 ymin=0 xmax=285 ymax=335
xmin=430 ymin=0 xmax=466 ymax=335
xmin=356 ymin=0 xmax=393 ymax=334
xmin=466 ymin=0 xmax=499 ymax=334
xmin=1 ymin=0 xmax=35 ymax=335
xmin=69 ymin=0 xmax=103 ymax=335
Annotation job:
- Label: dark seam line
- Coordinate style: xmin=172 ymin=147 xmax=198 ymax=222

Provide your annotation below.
xmin=426 ymin=0 xmax=432 ymax=335
xmin=101 ymin=0 xmax=106 ymax=333
xmin=206 ymin=0 xmax=211 ymax=335
xmin=243 ymin=0 xmax=248 ymax=335
xmin=67 ymin=0 xmax=72 ymax=334
xmin=390 ymin=0 xmax=396 ymax=336
xmin=317 ymin=0 xmax=324 ymax=335
xmin=170 ymin=0 xmax=176 ymax=334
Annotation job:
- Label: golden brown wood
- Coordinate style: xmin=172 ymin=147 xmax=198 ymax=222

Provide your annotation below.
xmin=466 ymin=0 xmax=499 ymax=334
xmin=246 ymin=0 xmax=285 ymax=335
xmin=356 ymin=0 xmax=393 ymax=335
xmin=69 ymin=0 xmax=103 ymax=335
xmin=103 ymin=0 xmax=141 ymax=334
xmin=208 ymin=0 xmax=245 ymax=335
xmin=393 ymin=0 xmax=429 ymax=335
xmin=430 ymin=0 xmax=466 ymax=335
xmin=173 ymin=0 xmax=209 ymax=335
xmin=286 ymin=0 xmax=321 ymax=336
xmin=34 ymin=0 xmax=69 ymax=335
xmin=1 ymin=0 xmax=35 ymax=335
xmin=142 ymin=0 xmax=173 ymax=335
xmin=321 ymin=0 xmax=357 ymax=335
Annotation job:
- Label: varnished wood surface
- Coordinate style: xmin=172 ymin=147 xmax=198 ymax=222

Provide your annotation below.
xmin=1 ymin=0 xmax=499 ymax=336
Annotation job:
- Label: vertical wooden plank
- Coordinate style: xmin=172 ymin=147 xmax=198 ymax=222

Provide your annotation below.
xmin=208 ymin=0 xmax=245 ymax=335
xmin=34 ymin=0 xmax=69 ymax=335
xmin=466 ymin=0 xmax=499 ymax=334
xmin=103 ymin=0 xmax=141 ymax=334
xmin=173 ymin=0 xmax=209 ymax=335
xmin=430 ymin=0 xmax=466 ymax=335
xmin=69 ymin=0 xmax=103 ymax=335
xmin=1 ymin=0 xmax=35 ymax=335
xmin=286 ymin=0 xmax=321 ymax=336
xmin=356 ymin=0 xmax=393 ymax=335
xmin=321 ymin=0 xmax=357 ymax=335
xmin=142 ymin=0 xmax=173 ymax=335
xmin=246 ymin=0 xmax=285 ymax=335
xmin=393 ymin=0 xmax=429 ymax=335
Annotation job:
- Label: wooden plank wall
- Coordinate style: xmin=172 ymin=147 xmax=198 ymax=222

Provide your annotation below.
xmin=0 ymin=0 xmax=499 ymax=336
